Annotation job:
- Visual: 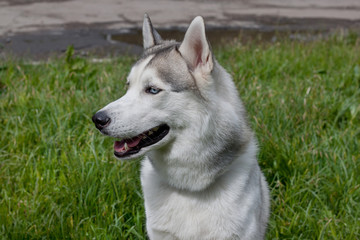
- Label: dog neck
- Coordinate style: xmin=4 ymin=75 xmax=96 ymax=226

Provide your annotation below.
xmin=146 ymin=123 xmax=255 ymax=192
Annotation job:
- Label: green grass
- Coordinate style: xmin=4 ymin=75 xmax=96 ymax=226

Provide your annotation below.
xmin=1 ymin=35 xmax=359 ymax=239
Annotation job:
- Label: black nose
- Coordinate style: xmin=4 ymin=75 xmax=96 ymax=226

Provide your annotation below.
xmin=92 ymin=111 xmax=111 ymax=130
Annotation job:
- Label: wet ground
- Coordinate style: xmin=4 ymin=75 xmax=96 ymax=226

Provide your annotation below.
xmin=1 ymin=25 xmax=357 ymax=61
xmin=0 ymin=0 xmax=360 ymax=60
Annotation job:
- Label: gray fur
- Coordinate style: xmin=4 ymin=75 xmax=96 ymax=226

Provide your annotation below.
xmin=142 ymin=13 xmax=163 ymax=49
xmin=147 ymin=46 xmax=196 ymax=93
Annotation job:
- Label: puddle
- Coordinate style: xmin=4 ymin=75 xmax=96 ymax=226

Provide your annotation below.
xmin=0 ymin=26 xmax=342 ymax=60
xmin=108 ymin=27 xmax=329 ymax=49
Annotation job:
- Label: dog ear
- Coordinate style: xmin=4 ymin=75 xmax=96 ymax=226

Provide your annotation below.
xmin=179 ymin=16 xmax=213 ymax=72
xmin=142 ymin=13 xmax=163 ymax=49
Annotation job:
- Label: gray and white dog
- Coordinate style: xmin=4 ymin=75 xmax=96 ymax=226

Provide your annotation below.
xmin=92 ymin=14 xmax=270 ymax=240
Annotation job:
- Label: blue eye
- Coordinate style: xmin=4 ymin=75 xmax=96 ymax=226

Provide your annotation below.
xmin=146 ymin=86 xmax=161 ymax=94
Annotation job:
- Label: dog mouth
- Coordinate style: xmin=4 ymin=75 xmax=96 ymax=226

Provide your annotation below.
xmin=113 ymin=124 xmax=170 ymax=158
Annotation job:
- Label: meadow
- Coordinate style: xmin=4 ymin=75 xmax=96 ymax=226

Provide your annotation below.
xmin=0 ymin=34 xmax=359 ymax=239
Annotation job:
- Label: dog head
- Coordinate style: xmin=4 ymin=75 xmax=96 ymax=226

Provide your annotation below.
xmin=92 ymin=14 xmax=225 ymax=160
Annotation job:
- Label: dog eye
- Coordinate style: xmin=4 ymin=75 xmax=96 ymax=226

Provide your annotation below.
xmin=145 ymin=86 xmax=162 ymax=94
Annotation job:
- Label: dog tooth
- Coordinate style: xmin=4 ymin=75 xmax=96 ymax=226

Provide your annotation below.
xmin=148 ymin=130 xmax=153 ymax=135
xmin=153 ymin=126 xmax=159 ymax=131
xmin=124 ymin=142 xmax=129 ymax=151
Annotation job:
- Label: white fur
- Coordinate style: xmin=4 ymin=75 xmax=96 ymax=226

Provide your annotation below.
xmin=94 ymin=15 xmax=270 ymax=239
xmin=142 ymin=141 xmax=269 ymax=240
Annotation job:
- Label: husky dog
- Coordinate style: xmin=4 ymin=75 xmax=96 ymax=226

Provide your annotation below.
xmin=92 ymin=14 xmax=270 ymax=240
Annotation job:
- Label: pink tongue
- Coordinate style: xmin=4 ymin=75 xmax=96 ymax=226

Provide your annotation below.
xmin=126 ymin=136 xmax=142 ymax=147
xmin=114 ymin=136 xmax=142 ymax=152
xmin=114 ymin=141 xmax=125 ymax=152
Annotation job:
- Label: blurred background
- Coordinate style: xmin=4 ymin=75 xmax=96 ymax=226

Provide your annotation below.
xmin=0 ymin=0 xmax=359 ymax=59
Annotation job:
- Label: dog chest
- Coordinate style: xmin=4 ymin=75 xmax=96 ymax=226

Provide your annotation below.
xmin=140 ymin=157 xmax=264 ymax=239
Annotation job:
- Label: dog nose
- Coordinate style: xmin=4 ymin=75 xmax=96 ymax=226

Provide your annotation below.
xmin=92 ymin=111 xmax=111 ymax=130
